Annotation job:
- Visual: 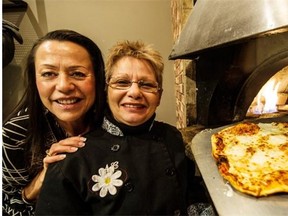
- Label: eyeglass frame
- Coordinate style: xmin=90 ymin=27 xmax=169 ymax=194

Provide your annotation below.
xmin=106 ymin=78 xmax=162 ymax=93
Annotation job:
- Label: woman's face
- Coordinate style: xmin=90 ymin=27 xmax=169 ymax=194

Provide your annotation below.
xmin=35 ymin=40 xmax=96 ymax=124
xmin=107 ymin=56 xmax=161 ymax=126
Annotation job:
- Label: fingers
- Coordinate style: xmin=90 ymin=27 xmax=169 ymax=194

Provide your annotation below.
xmin=44 ymin=136 xmax=86 ymax=166
xmin=43 ymin=154 xmax=66 ymax=168
xmin=48 ymin=136 xmax=86 ymax=156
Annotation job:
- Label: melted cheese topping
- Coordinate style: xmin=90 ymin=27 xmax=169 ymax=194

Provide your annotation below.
xmin=212 ymin=122 xmax=288 ymax=196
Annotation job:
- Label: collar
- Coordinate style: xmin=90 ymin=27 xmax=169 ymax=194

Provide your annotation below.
xmin=101 ymin=109 xmax=156 ymax=136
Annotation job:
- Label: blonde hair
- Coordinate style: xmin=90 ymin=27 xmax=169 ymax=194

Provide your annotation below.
xmin=105 ymin=40 xmax=164 ymax=89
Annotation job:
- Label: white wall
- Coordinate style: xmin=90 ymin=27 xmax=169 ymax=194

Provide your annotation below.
xmin=4 ymin=0 xmax=177 ymax=126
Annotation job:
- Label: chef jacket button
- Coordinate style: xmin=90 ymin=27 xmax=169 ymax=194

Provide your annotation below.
xmin=124 ymin=182 xmax=134 ymax=192
xmin=165 ymin=168 xmax=176 ymax=176
xmin=152 ymin=135 xmax=163 ymax=142
xmin=111 ymin=144 xmax=120 ymax=152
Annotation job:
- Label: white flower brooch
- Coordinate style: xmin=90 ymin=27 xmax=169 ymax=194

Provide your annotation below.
xmin=91 ymin=161 xmax=123 ymax=197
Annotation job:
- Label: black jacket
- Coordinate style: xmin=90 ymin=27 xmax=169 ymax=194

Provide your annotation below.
xmin=35 ymin=117 xmax=194 ymax=215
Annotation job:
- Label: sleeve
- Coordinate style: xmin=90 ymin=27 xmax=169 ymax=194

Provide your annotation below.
xmin=2 ymin=114 xmax=36 ymax=216
xmin=35 ymin=161 xmax=89 ymax=215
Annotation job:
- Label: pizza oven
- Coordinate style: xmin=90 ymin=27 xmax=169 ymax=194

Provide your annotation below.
xmin=169 ymin=0 xmax=288 ymax=127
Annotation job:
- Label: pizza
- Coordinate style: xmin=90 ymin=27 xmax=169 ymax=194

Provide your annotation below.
xmin=211 ymin=121 xmax=288 ymax=197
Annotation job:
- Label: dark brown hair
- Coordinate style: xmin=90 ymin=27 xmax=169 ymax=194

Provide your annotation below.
xmin=6 ymin=29 xmax=106 ymax=174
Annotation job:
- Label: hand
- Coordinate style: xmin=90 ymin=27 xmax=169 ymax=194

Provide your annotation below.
xmin=22 ymin=136 xmax=86 ymax=202
xmin=43 ymin=136 xmax=86 ymax=169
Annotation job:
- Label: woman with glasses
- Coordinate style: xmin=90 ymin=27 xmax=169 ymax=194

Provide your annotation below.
xmin=35 ymin=40 xmax=196 ymax=215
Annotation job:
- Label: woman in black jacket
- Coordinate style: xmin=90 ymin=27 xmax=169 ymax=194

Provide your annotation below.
xmin=35 ymin=40 xmax=196 ymax=215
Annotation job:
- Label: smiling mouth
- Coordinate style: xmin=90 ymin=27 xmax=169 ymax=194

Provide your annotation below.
xmin=56 ymin=98 xmax=80 ymax=105
xmin=123 ymin=104 xmax=146 ymax=108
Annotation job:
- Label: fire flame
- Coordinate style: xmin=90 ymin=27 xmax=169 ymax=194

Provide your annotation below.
xmin=249 ymin=79 xmax=280 ymax=115
xmin=262 ymin=80 xmax=279 ymax=113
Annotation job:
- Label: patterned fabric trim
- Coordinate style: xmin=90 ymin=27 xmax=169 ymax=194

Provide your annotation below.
xmin=101 ymin=117 xmax=124 ymax=137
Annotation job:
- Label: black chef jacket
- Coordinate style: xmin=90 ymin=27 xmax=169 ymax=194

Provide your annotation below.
xmin=35 ymin=115 xmax=194 ymax=215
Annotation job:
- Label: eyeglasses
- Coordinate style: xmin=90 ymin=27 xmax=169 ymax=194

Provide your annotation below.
xmin=107 ymin=78 xmax=161 ymax=93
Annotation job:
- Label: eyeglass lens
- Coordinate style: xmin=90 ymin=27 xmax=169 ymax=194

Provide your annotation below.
xmin=108 ymin=78 xmax=159 ymax=93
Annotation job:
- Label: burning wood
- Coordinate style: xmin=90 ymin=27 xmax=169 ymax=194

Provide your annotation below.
xmin=247 ymin=67 xmax=288 ymax=116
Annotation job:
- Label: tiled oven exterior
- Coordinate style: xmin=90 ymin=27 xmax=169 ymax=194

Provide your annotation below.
xmin=170 ymin=0 xmax=288 ymax=129
xmin=170 ymin=0 xmax=195 ymax=129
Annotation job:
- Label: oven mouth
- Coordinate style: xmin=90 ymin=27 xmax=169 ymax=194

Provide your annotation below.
xmin=169 ymin=0 xmax=288 ymax=127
